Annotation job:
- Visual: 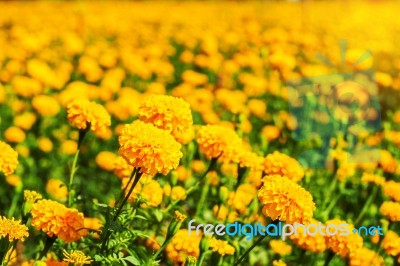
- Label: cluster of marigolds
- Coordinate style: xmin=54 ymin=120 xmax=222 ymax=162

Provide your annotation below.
xmin=1 ymin=1 xmax=400 ymax=266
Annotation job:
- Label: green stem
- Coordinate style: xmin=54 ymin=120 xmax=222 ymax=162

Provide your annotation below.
xmin=233 ymin=234 xmax=267 ymax=266
xmin=354 ymin=185 xmax=378 ymax=226
xmin=195 ymin=178 xmax=210 ymax=217
xmin=7 ymin=184 xmax=22 ymax=218
xmin=197 ymin=251 xmax=210 ymax=266
xmin=323 ymin=251 xmax=335 ymax=266
xmin=38 ymin=236 xmax=57 ymax=259
xmin=68 ymin=149 xmax=80 ymax=207
xmin=152 ymin=237 xmax=173 ymax=260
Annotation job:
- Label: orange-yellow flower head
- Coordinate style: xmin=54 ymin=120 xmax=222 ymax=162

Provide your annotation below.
xmin=165 ymin=229 xmax=202 ymax=264
xmin=382 ymin=181 xmax=400 ymax=202
xmin=138 ymin=94 xmax=193 ymax=136
xmin=0 ymin=216 xmax=29 ymax=242
xmin=325 ymin=219 xmax=363 ymax=258
xmin=0 ymin=141 xmax=19 ymax=176
xmin=118 ymin=120 xmax=182 ymax=176
xmin=348 ymin=247 xmax=384 ymax=266
xmin=290 ymin=218 xmax=327 ymax=253
xmin=263 ymin=151 xmax=304 ymax=183
xmin=209 ymin=237 xmax=235 ymax=256
xmin=197 ymin=124 xmax=242 ymax=162
xmin=380 ymin=201 xmax=400 ymax=222
xmin=67 ymin=99 xmax=111 ymax=135
xmin=30 ymin=199 xmax=87 ymax=243
xmin=258 ymin=175 xmax=315 ymax=224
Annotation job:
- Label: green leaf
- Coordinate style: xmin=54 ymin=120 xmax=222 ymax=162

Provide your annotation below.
xmin=124 ymin=256 xmax=141 ymax=265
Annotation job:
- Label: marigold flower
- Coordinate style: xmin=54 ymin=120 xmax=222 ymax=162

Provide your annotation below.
xmin=95 ymin=151 xmax=117 ymax=172
xmin=348 ymin=247 xmax=384 ymax=266
xmin=380 ymin=201 xmax=400 ymax=222
xmin=63 ymin=250 xmax=92 ymax=265
xmin=382 ymin=230 xmax=400 ymax=257
xmin=258 ymin=175 xmax=315 ymax=224
xmin=272 ymin=260 xmax=287 ymax=266
xmin=197 ymin=124 xmax=242 ymax=162
xmin=174 ymin=210 xmax=187 ymax=223
xmin=380 ymin=150 xmax=397 ymax=173
xmin=32 ymin=95 xmax=61 ymax=117
xmin=171 ymin=186 xmax=187 ymax=201
xmin=122 ymin=176 xmax=163 ymax=207
xmin=361 ymin=173 xmax=385 ymax=186
xmin=118 ymin=120 xmax=182 ymax=176
xmin=138 ymin=94 xmax=193 ymax=135
xmin=38 ymin=137 xmax=53 ymax=152
xmin=165 ymin=229 xmax=201 ymax=264
xmin=67 ymin=98 xmax=111 ymax=135
xmin=263 ymin=151 xmax=304 ymax=183
xmin=5 ymin=174 xmax=21 ymax=187
xmin=0 ymin=216 xmax=29 ymax=241
xmin=382 ymin=181 xmax=400 ymax=202
xmin=46 ymin=179 xmax=68 ymax=201
xmin=24 ymin=190 xmax=42 ymax=203
xmin=5 ymin=126 xmax=26 ymax=143
xmin=31 ymin=199 xmax=87 ymax=242
xmin=209 ymin=237 xmax=235 ymax=256
xmin=0 ymin=141 xmax=18 ymax=176
xmin=14 ymin=112 xmax=37 ymax=130
xmin=113 ymin=156 xmax=134 ymax=179
xmin=270 ymin=240 xmax=292 ymax=256
xmin=289 ymin=218 xmax=327 ymax=253
xmin=190 ymin=160 xmax=206 ymax=174
xmin=228 ymin=183 xmax=257 ymax=214
xmin=61 ymin=140 xmax=78 ymax=155
xmin=325 ymin=219 xmax=363 ymax=257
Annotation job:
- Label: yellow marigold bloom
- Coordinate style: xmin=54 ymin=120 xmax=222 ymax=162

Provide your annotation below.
xmin=46 ymin=179 xmax=68 ymax=201
xmin=171 ymin=186 xmax=187 ymax=201
xmin=174 ymin=210 xmax=187 ymax=223
xmin=118 ymin=120 xmax=182 ymax=176
xmin=67 ymin=98 xmax=111 ymax=135
xmin=95 ymin=151 xmax=117 ymax=171
xmin=32 ymin=95 xmax=61 ymax=117
xmin=191 ymin=160 xmax=206 ymax=173
xmin=165 ymin=229 xmax=201 ymax=265
xmin=138 ymin=94 xmax=193 ymax=135
xmin=380 ymin=201 xmax=400 ymax=222
xmin=258 ymin=175 xmax=315 ymax=224
xmin=6 ymin=174 xmax=22 ymax=187
xmin=380 ymin=150 xmax=397 ymax=173
xmin=361 ymin=173 xmax=385 ymax=186
xmin=382 ymin=181 xmax=400 ymax=202
xmin=263 ymin=151 xmax=304 ymax=183
xmin=325 ymin=219 xmax=363 ymax=257
xmin=197 ymin=124 xmax=242 ymax=162
xmin=382 ymin=230 xmax=400 ymax=257
xmin=0 ymin=216 xmax=29 ymax=241
xmin=290 ymin=218 xmax=327 ymax=253
xmin=61 ymin=140 xmax=78 ymax=155
xmin=272 ymin=260 xmax=287 ymax=266
xmin=182 ymin=70 xmax=208 ymax=86
xmin=5 ymin=126 xmax=26 ymax=143
xmin=38 ymin=137 xmax=53 ymax=153
xmin=172 ymin=165 xmax=192 ymax=182
xmin=14 ymin=112 xmax=37 ymax=130
xmin=24 ymin=190 xmax=42 ymax=203
xmin=248 ymin=99 xmax=267 ymax=118
xmin=122 ymin=176 xmax=163 ymax=207
xmin=270 ymin=240 xmax=292 ymax=256
xmin=0 ymin=141 xmax=18 ymax=176
xmin=227 ymin=183 xmax=257 ymax=214
xmin=12 ymin=76 xmax=43 ymax=98
xmin=209 ymin=237 xmax=235 ymax=256
xmin=31 ymin=199 xmax=87 ymax=243
xmin=348 ymin=247 xmax=384 ymax=266
xmin=63 ymin=250 xmax=92 ymax=265
xmin=83 ymin=217 xmax=102 ymax=238
xmin=113 ymin=156 xmax=134 ymax=179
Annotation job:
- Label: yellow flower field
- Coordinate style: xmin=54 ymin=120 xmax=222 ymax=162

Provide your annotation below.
xmin=1 ymin=1 xmax=400 ymax=265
